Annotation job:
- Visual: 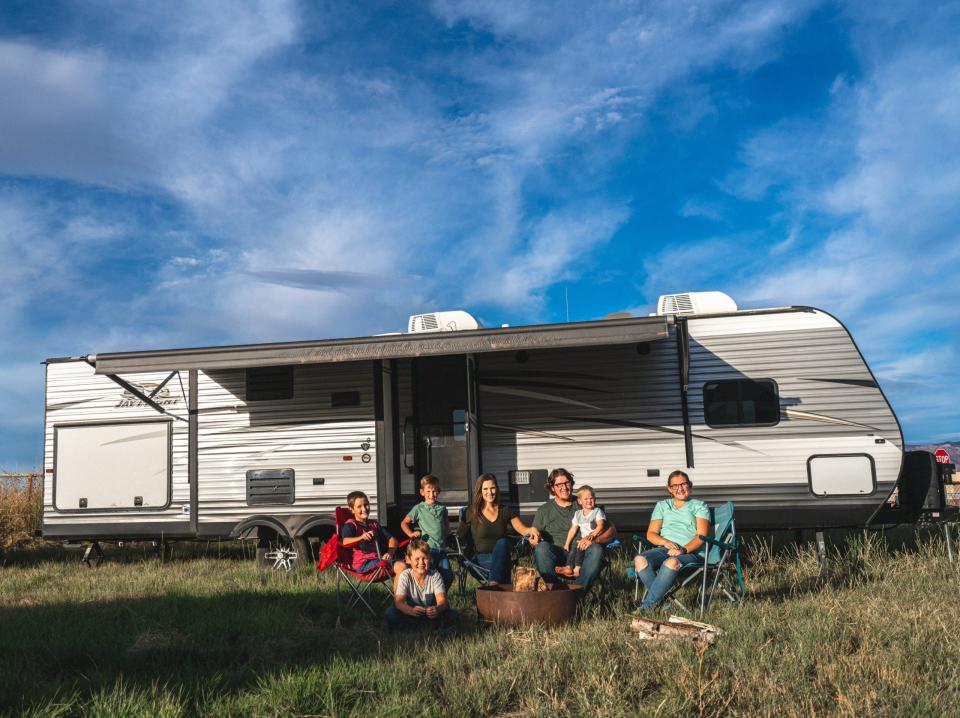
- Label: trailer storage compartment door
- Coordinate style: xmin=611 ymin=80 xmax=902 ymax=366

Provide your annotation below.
xmin=54 ymin=421 xmax=172 ymax=511
xmin=808 ymin=454 xmax=876 ymax=497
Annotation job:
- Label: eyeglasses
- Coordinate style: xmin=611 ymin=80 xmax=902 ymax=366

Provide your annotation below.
xmin=552 ymin=481 xmax=573 ymax=489
xmin=669 ymin=481 xmax=691 ymax=490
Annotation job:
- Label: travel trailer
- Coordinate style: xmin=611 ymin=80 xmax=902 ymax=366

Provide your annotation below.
xmin=42 ymin=292 xmax=920 ymax=561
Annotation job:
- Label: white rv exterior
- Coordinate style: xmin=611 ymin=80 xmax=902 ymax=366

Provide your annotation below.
xmin=42 ymin=296 xmax=905 ymax=546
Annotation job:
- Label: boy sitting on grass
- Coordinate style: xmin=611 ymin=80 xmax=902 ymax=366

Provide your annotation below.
xmin=385 ymin=539 xmax=456 ymax=631
xmin=341 ymin=491 xmax=406 ymax=585
xmin=400 ymin=474 xmax=454 ymax=589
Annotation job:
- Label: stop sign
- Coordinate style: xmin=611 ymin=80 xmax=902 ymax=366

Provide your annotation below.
xmin=935 ymin=448 xmax=951 ymax=464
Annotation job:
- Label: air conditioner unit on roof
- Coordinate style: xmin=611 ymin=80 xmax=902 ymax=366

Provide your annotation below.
xmin=656 ymin=291 xmax=737 ymax=316
xmin=407 ymin=310 xmax=482 ymax=333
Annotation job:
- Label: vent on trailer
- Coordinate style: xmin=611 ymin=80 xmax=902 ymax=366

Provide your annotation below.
xmin=407 ymin=310 xmax=482 ymax=333
xmin=656 ymin=291 xmax=738 ymax=316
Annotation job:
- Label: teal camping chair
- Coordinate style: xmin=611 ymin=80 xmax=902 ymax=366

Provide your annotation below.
xmin=627 ymin=501 xmax=745 ymax=615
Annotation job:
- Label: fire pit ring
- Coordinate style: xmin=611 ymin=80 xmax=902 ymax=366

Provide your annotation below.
xmin=476 ymin=583 xmax=583 ymax=626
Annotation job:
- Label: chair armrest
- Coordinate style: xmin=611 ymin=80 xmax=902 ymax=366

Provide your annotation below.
xmin=632 ymin=535 xmax=654 ymax=551
xmin=699 ymin=535 xmax=737 ymax=551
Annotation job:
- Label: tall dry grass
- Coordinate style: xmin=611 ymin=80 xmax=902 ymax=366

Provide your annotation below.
xmin=1 ymin=529 xmax=959 ymax=716
xmin=0 ymin=479 xmax=42 ymax=552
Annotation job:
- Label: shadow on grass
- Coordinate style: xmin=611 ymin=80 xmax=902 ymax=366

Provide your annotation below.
xmin=1 ymin=540 xmax=257 ymax=568
xmin=0 ymin=582 xmax=480 ymax=714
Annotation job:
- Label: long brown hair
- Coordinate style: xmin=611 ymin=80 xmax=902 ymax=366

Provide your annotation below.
xmin=470 ymin=473 xmax=499 ymax=520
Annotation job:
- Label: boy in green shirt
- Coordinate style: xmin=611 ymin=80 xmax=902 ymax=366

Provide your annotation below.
xmin=401 ymin=475 xmax=453 ymax=589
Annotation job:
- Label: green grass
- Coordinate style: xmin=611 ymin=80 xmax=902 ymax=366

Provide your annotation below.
xmin=1 ymin=530 xmax=959 ymax=717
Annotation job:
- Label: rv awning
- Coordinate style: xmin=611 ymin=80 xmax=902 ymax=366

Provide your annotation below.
xmin=91 ymin=316 xmax=672 ymax=374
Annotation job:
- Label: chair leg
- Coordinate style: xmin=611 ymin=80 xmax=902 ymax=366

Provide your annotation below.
xmin=704 ymin=552 xmax=729 ymax=614
xmin=700 ymin=554 xmax=709 ymax=616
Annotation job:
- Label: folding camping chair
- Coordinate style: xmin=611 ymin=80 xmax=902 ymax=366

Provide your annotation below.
xmin=316 ymin=507 xmax=404 ymax=626
xmin=448 ymin=507 xmax=532 ymax=595
xmin=627 ymin=501 xmax=745 ymax=615
xmin=593 ymin=536 xmax=622 ymax=595
xmin=449 ymin=507 xmax=493 ymax=596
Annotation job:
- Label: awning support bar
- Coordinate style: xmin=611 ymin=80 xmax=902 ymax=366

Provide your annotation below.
xmin=676 ymin=318 xmax=694 ymax=468
xmin=100 ymin=370 xmax=189 ymax=423
xmin=149 ymin=371 xmax=179 ymax=398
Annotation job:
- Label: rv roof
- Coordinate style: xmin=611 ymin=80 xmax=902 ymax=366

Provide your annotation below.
xmin=87 ymin=314 xmax=673 ymax=374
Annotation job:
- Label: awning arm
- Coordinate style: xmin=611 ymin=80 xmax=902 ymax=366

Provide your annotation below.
xmin=89 ymin=361 xmax=189 ymax=423
xmin=149 ymin=370 xmax=179 ymax=398
xmin=676 ymin=318 xmax=694 ymax=468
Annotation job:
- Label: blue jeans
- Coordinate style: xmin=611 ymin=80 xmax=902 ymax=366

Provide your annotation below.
xmin=474 ymin=537 xmax=512 ymax=584
xmin=637 ymin=547 xmax=702 ymax=609
xmin=355 ymin=557 xmax=383 ymax=573
xmin=534 ymin=541 xmax=604 ymax=592
xmin=430 ymin=550 xmax=454 ymax=590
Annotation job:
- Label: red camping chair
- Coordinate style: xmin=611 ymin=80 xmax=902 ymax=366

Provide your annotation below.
xmin=317 ymin=507 xmax=406 ymax=625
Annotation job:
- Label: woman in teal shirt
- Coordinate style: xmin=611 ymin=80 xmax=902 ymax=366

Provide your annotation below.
xmin=634 ymin=470 xmax=710 ymax=610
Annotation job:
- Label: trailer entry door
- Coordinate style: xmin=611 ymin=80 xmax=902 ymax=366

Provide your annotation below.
xmin=412 ymin=355 xmax=475 ymax=505
xmin=54 ymin=420 xmax=172 ymax=511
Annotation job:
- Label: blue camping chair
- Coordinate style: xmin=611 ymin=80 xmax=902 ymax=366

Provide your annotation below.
xmin=627 ymin=501 xmax=745 ymax=615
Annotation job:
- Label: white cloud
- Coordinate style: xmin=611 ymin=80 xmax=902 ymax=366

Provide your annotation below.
xmin=469 ymin=204 xmax=630 ymax=310
xmin=11 ymin=0 xmax=934 ymax=462
xmin=641 ymin=10 xmax=960 ymax=440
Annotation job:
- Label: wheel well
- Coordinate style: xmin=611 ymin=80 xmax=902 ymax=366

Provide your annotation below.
xmin=231 ymin=516 xmax=291 ymax=541
xmin=294 ymin=517 xmax=336 ymax=543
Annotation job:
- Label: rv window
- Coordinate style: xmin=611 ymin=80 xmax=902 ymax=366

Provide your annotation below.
xmin=703 ymin=379 xmax=779 ymax=427
xmin=246 ymin=366 xmax=294 ymax=401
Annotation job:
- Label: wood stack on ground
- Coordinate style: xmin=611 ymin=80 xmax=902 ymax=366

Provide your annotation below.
xmin=630 ymin=615 xmax=720 ymax=645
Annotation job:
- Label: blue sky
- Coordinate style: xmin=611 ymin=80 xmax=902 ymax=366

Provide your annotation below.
xmin=2 ymin=0 xmax=959 ymax=469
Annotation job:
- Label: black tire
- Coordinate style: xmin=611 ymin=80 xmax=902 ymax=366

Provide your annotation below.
xmin=294 ymin=537 xmax=315 ymax=564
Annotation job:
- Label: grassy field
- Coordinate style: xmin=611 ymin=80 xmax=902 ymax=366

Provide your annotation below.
xmin=1 ymin=530 xmax=959 ymax=717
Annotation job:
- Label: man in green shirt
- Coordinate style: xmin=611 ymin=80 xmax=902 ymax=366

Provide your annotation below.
xmin=529 ymin=468 xmax=614 ymax=592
